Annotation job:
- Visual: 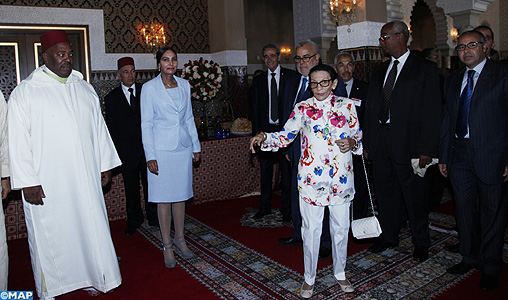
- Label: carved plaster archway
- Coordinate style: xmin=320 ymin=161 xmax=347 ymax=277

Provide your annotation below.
xmin=387 ymin=0 xmax=451 ymax=51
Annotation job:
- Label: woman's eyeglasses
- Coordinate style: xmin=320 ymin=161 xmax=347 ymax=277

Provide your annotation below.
xmin=309 ymin=79 xmax=332 ymax=89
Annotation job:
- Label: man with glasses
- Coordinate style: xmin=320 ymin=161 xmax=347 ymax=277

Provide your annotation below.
xmin=363 ymin=21 xmax=442 ymax=262
xmin=250 ymin=43 xmax=298 ymax=220
xmin=439 ymin=30 xmax=508 ymax=291
xmin=277 ymin=40 xmax=347 ymax=261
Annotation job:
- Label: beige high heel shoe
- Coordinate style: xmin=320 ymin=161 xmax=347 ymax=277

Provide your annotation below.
xmin=336 ymin=278 xmax=355 ymax=293
xmin=300 ymin=282 xmax=314 ymax=298
xmin=174 ymin=236 xmax=194 ymax=259
xmin=163 ymin=242 xmax=176 ymax=268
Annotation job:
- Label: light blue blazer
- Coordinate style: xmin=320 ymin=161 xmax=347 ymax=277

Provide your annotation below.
xmin=141 ymin=74 xmax=201 ymax=161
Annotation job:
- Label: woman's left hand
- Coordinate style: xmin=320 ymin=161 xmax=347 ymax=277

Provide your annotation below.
xmin=193 ymin=152 xmax=201 ymax=162
xmin=335 ymin=138 xmax=356 ymax=153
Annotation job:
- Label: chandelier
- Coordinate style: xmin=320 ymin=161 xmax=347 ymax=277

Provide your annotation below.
xmin=140 ymin=22 xmax=168 ymax=54
xmin=328 ymin=0 xmax=358 ymax=30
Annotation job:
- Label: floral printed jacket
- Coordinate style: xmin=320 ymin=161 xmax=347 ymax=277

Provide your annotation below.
xmin=262 ymin=93 xmax=362 ymax=206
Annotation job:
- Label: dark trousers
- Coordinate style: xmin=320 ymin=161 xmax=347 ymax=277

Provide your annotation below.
xmin=425 ymin=164 xmax=444 ymax=211
xmin=122 ymin=157 xmax=158 ymax=227
xmin=258 ymin=151 xmax=291 ymax=216
xmin=288 ymin=137 xmax=331 ymax=249
xmin=449 ymin=139 xmax=508 ymax=276
xmin=371 ymin=128 xmax=430 ymax=247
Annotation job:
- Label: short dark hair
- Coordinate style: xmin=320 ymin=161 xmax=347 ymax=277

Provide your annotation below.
xmin=385 ymin=20 xmax=410 ymax=43
xmin=459 ymin=30 xmax=486 ymax=44
xmin=421 ymin=48 xmax=438 ymax=59
xmin=262 ymin=43 xmax=280 ymax=56
xmin=156 ymin=46 xmax=178 ymax=65
xmin=309 ymin=64 xmax=337 ymax=82
xmin=474 ymin=25 xmax=494 ymax=41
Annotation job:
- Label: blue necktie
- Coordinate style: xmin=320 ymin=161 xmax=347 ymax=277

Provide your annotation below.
xmin=456 ymin=70 xmax=475 ymax=139
xmin=294 ymin=77 xmax=308 ymax=105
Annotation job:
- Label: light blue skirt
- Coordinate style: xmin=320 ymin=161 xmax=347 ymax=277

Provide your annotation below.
xmin=147 ymin=143 xmax=193 ymax=203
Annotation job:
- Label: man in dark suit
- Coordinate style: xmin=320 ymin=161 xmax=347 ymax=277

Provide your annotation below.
xmin=333 ymin=52 xmax=370 ymax=220
xmin=277 ymin=40 xmax=347 ymax=260
xmin=250 ymin=44 xmax=298 ymax=220
xmin=439 ymin=30 xmax=508 ymax=291
xmin=105 ymin=57 xmax=158 ymax=236
xmin=363 ymin=21 xmax=442 ymax=262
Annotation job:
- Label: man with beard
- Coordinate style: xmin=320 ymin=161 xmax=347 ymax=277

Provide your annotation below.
xmin=363 ymin=21 xmax=442 ymax=262
xmin=8 ymin=30 xmax=122 ymax=299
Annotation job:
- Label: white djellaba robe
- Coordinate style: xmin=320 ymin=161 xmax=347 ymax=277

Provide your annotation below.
xmin=7 ymin=65 xmax=122 ymax=299
xmin=0 ymin=91 xmax=9 ymax=290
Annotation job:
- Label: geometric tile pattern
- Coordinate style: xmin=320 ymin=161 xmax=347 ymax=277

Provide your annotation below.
xmin=3 ymin=0 xmax=210 ymax=53
xmin=0 ymin=45 xmax=18 ymax=100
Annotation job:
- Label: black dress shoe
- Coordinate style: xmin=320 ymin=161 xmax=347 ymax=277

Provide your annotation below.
xmin=413 ymin=246 xmax=429 ymax=262
xmin=368 ymin=239 xmax=398 ymax=253
xmin=278 ymin=237 xmax=302 ymax=246
xmin=282 ymin=214 xmax=292 ymax=223
xmin=447 ymin=261 xmax=476 ymax=274
xmin=253 ymin=210 xmax=271 ymax=219
xmin=480 ymin=273 xmax=499 ymax=291
xmin=148 ymin=220 xmax=160 ymax=227
xmin=444 ymin=242 xmax=460 ymax=253
xmin=124 ymin=226 xmax=137 ymax=236
xmin=318 ymin=247 xmax=332 ymax=260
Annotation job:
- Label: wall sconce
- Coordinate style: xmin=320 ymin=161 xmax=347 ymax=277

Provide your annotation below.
xmin=140 ymin=22 xmax=168 ymax=54
xmin=280 ymin=47 xmax=292 ymax=60
xmin=328 ymin=0 xmax=358 ymax=31
xmin=450 ymin=28 xmax=459 ymax=42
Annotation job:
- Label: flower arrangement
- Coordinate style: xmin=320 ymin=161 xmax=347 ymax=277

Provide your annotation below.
xmin=181 ymin=57 xmax=223 ymax=101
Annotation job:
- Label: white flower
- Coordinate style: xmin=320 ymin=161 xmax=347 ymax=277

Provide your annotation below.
xmin=209 ymin=73 xmax=215 ymax=79
xmin=203 ymin=72 xmax=209 ymax=77
xmin=205 ymin=63 xmax=211 ymax=68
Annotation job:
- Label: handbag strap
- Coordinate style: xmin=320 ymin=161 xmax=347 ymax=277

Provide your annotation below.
xmin=351 ymin=153 xmax=376 ymax=222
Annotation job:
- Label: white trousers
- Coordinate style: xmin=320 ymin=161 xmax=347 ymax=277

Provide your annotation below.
xmin=0 ymin=206 xmax=8 ymax=290
xmin=300 ymin=197 xmax=350 ymax=285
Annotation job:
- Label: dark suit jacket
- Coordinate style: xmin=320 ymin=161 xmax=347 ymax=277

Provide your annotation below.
xmin=335 ymin=78 xmax=368 ymax=126
xmin=105 ymin=82 xmax=145 ymax=168
xmin=439 ymin=59 xmax=508 ymax=184
xmin=250 ymin=67 xmax=299 ymax=134
xmin=363 ymin=53 xmax=442 ymax=163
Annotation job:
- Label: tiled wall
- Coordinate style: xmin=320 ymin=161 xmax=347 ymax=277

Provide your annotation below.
xmin=3 ymin=0 xmax=210 ymax=53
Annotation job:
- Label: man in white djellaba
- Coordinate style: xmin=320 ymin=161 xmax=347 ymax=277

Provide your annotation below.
xmin=7 ymin=30 xmax=122 ymax=299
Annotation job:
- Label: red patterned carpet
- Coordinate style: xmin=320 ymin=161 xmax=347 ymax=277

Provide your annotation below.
xmin=6 ymin=194 xmax=508 ymax=299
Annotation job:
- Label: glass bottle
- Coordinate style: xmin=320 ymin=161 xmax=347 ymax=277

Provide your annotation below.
xmin=214 ymin=117 xmax=223 ymax=139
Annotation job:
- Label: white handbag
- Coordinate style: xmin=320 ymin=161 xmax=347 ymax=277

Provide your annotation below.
xmin=350 ymin=154 xmax=382 ymax=239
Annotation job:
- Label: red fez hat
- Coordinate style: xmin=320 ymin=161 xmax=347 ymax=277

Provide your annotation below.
xmin=40 ymin=30 xmax=70 ymax=52
xmin=117 ymin=57 xmax=135 ymax=70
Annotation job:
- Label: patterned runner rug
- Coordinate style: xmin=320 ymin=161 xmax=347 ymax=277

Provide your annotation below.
xmin=138 ymin=213 xmax=471 ymax=300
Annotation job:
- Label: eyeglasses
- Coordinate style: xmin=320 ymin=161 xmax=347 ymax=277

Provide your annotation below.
xmin=309 ymin=79 xmax=332 ymax=89
xmin=379 ymin=32 xmax=401 ymax=42
xmin=294 ymin=53 xmax=317 ymax=63
xmin=455 ymin=41 xmax=483 ymax=51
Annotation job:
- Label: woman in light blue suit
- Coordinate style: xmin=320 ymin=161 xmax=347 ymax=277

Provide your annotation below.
xmin=141 ymin=47 xmax=201 ymax=268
